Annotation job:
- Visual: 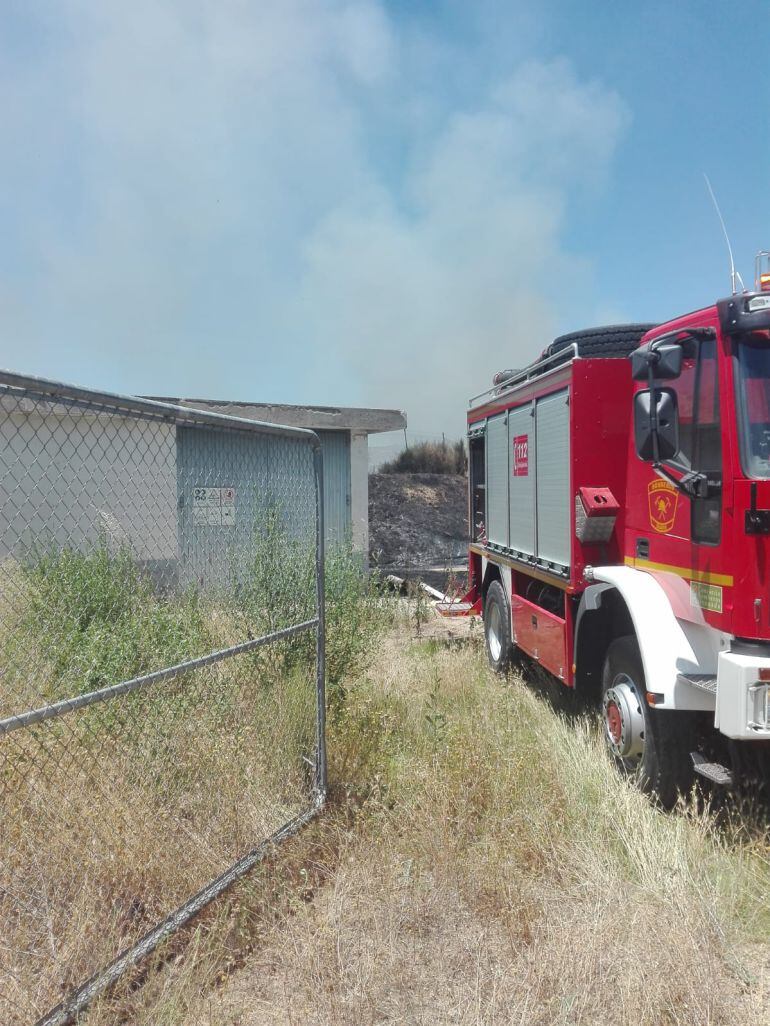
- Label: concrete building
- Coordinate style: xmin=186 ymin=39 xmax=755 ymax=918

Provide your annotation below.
xmin=0 ymin=390 xmax=404 ymax=580
xmin=151 ymin=399 xmax=406 ymax=555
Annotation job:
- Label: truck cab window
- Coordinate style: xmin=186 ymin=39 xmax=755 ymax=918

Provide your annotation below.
xmin=671 ymin=337 xmax=722 ymax=543
xmin=735 ymin=330 xmax=770 ymax=478
xmin=673 ymin=341 xmax=696 ymax=467
xmin=691 ymin=337 xmax=722 ymax=543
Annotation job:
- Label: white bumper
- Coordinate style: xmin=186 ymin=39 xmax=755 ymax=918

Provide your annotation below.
xmin=715 ymin=651 xmax=770 ymax=740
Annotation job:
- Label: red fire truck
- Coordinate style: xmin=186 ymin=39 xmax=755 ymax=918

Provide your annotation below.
xmin=457 ymin=254 xmax=770 ymax=804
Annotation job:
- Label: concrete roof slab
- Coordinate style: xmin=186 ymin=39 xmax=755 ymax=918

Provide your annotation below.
xmin=145 ymin=398 xmax=406 ymax=434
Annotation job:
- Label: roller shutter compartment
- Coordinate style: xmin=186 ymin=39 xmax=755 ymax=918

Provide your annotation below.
xmin=508 ymin=403 xmax=535 ymax=557
xmin=535 ymin=389 xmax=570 ymax=569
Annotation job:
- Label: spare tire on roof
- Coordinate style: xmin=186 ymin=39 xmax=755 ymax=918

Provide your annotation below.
xmin=547 ymin=323 xmax=658 ymax=360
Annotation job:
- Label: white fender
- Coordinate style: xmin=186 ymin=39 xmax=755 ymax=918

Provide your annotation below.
xmin=481 ymin=554 xmax=513 ymax=606
xmin=587 ymin=565 xmax=730 ymax=710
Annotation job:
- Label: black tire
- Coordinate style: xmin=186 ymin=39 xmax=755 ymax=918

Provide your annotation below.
xmin=548 ymin=323 xmax=657 ymax=360
xmin=601 ymin=635 xmax=695 ymax=808
xmin=484 ymin=580 xmax=512 ymax=674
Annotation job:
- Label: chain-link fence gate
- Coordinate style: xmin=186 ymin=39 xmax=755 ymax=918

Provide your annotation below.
xmin=0 ymin=371 xmax=326 ymax=1025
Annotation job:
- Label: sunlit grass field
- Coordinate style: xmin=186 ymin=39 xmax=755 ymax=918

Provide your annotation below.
xmin=84 ymin=618 xmax=770 ymax=1025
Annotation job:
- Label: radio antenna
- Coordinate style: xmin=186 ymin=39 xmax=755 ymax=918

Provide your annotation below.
xmin=703 ymin=173 xmax=744 ymax=294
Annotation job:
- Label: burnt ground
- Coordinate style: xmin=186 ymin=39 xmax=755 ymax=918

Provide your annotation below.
xmin=368 ymin=472 xmax=469 ymax=585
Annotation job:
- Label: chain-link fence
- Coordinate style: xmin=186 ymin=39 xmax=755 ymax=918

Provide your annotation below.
xmin=0 ymin=371 xmax=326 ymax=1025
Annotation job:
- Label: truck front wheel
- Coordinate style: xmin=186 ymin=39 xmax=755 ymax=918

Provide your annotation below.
xmin=601 ymin=635 xmax=694 ymax=808
xmin=484 ymin=580 xmax=512 ymax=673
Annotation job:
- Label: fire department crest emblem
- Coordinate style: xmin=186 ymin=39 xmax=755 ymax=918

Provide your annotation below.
xmin=647 ymin=479 xmax=678 ymax=534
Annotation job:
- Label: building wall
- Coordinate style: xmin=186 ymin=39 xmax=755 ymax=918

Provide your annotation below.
xmin=0 ymin=413 xmax=361 ymax=575
xmin=152 ymin=397 xmax=404 ymax=560
xmin=350 ymin=431 xmax=369 ymax=557
xmin=0 ymin=412 xmax=177 ymax=564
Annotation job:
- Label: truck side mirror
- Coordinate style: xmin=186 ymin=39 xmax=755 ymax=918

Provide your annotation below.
xmin=630 ymin=343 xmax=684 ymax=382
xmin=633 ymin=388 xmax=680 ymax=461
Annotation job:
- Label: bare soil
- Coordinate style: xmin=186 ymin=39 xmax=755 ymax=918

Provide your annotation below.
xmin=368 ymin=473 xmax=468 ymax=574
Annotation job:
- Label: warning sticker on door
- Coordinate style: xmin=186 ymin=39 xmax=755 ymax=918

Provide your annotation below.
xmin=193 ymin=507 xmax=225 ymax=526
xmin=690 ymin=581 xmax=723 ymax=614
xmin=192 ymin=487 xmax=237 ymax=526
xmin=512 ymin=434 xmax=529 ymax=477
xmin=193 ymin=487 xmax=222 ymax=508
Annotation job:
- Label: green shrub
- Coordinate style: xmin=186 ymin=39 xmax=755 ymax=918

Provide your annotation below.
xmin=20 ymin=545 xmax=212 ymax=700
xmin=379 ymin=440 xmax=466 ymax=475
xmin=236 ymin=508 xmax=316 ymax=636
xmin=324 ymin=547 xmax=392 ymax=708
xmin=16 ymin=530 xmax=391 ymax=712
xmin=234 ymin=509 xmax=392 ymax=696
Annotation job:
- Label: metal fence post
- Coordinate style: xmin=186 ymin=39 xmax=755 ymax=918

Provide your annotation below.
xmin=313 ymin=438 xmax=327 ymax=800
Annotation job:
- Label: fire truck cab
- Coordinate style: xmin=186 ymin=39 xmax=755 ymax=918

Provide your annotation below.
xmin=462 ymin=254 xmax=770 ymax=804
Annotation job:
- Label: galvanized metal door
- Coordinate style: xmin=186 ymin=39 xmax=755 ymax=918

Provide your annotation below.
xmin=177 ymin=425 xmax=317 ymax=586
xmin=535 ymin=389 xmax=570 ymax=569
xmin=316 ymin=430 xmax=351 ymax=546
xmin=508 ymin=402 xmax=535 ymax=557
xmin=177 ymin=425 xmax=268 ymax=588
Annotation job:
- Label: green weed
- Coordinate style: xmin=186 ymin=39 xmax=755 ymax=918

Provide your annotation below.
xmin=379 ymin=438 xmax=466 ymax=475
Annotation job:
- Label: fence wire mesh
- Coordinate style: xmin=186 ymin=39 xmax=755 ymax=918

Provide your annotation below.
xmin=0 ymin=372 xmax=326 ymax=1025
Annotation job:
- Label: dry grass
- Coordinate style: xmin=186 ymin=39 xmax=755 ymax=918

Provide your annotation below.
xmin=0 ymin=566 xmax=303 ymax=1021
xmin=0 ymin=644 xmax=315 ymax=1024
xmin=0 ymin=541 xmax=387 ymax=1025
xmin=91 ymin=626 xmax=770 ymax=1025
xmin=379 ymin=440 xmax=466 ymax=476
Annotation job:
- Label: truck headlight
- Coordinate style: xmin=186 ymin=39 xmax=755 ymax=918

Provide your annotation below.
xmin=748 ymin=682 xmax=770 ymax=730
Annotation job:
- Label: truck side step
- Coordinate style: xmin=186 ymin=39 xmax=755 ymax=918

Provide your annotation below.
xmin=690 ymin=751 xmax=734 ymax=788
xmin=436 ymin=601 xmax=478 ymax=617
xmin=677 ymin=672 xmax=717 ymax=694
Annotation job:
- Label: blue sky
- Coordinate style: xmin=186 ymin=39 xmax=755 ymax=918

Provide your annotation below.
xmin=1 ymin=1 xmax=768 ymax=440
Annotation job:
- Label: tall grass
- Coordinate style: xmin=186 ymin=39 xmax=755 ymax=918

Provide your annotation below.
xmin=379 ymin=439 xmax=467 ymax=475
xmin=106 ymin=628 xmax=770 ymax=1025
xmin=14 ymin=545 xmax=212 ymax=703
xmin=0 ymin=533 xmax=390 ymax=1025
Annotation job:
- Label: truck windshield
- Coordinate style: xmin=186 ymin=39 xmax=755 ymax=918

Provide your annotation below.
xmin=735 ymin=330 xmax=770 ymax=478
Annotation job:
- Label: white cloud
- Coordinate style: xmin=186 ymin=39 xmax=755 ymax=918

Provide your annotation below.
xmin=0 ymin=3 xmax=628 ymax=437
xmin=296 ymin=58 xmax=629 ymax=436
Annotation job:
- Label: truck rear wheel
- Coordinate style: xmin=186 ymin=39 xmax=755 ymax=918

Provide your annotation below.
xmin=601 ymin=636 xmax=694 ymax=808
xmin=484 ymin=580 xmax=512 ymax=673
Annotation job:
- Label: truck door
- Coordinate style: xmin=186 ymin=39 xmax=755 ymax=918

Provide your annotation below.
xmin=627 ymin=331 xmax=729 ymax=623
